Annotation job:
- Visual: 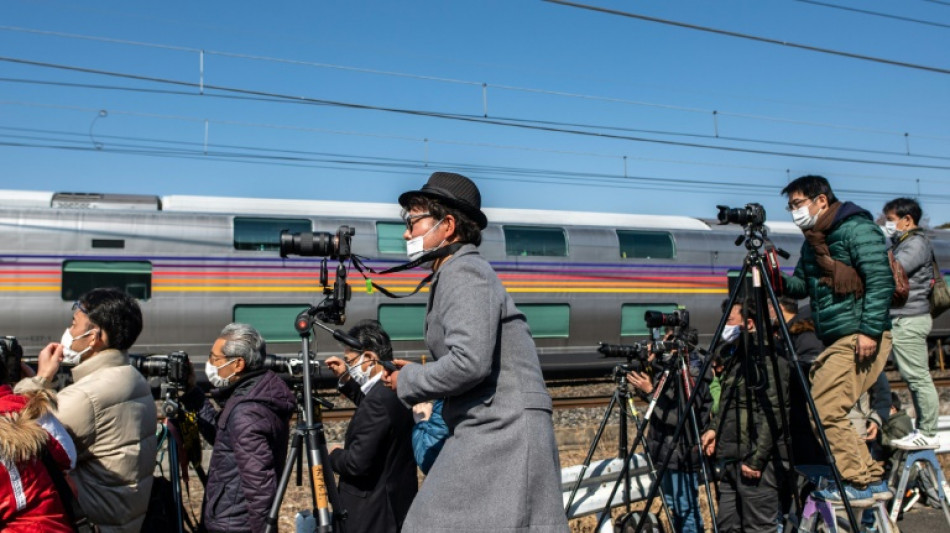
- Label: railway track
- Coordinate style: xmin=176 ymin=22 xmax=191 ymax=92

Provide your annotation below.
xmin=317 ymin=376 xmax=950 ymax=421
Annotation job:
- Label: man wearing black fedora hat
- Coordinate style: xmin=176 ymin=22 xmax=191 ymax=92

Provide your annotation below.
xmin=383 ymin=172 xmax=568 ymax=532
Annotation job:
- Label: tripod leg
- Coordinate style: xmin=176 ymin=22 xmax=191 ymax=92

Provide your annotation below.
xmin=677 ymin=360 xmax=720 ymax=533
xmin=564 ymin=390 xmax=619 ymax=515
xmin=265 ymin=429 xmax=304 ymax=533
xmin=758 ymin=255 xmax=862 ymax=532
xmin=167 ymin=428 xmax=185 ymax=533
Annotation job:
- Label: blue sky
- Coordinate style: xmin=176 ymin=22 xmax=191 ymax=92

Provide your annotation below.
xmin=2 ymin=0 xmax=949 ymax=225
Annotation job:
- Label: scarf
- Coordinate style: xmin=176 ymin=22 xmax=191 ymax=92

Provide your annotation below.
xmin=802 ymin=201 xmax=865 ymax=298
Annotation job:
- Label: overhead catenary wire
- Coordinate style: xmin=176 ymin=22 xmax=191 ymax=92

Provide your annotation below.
xmin=792 ymin=0 xmax=950 ymax=30
xmin=1 ymin=58 xmax=948 ymax=172
xmin=543 ymin=0 xmax=950 ymax=75
xmin=1 ymin=26 xmax=947 ymax=142
xmin=1 ymin=102 xmax=947 ymax=188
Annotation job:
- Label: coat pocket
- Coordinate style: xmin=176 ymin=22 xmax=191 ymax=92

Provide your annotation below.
xmin=522 ymin=391 xmax=553 ymax=412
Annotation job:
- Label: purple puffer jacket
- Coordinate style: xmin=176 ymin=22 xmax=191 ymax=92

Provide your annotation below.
xmin=184 ymin=370 xmax=296 ymax=533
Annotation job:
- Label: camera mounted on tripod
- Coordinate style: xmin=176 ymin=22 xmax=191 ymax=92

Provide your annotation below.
xmin=130 ymin=351 xmax=192 ymax=417
xmin=280 ymin=225 xmax=356 ymax=325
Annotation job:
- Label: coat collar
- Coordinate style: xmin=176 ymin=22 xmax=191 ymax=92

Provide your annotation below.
xmin=71 ymin=349 xmax=129 ymax=383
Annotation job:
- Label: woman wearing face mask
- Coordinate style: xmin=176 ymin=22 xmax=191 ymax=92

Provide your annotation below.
xmin=381 ymin=172 xmax=568 ymax=533
xmin=180 ymin=323 xmax=295 ymax=533
xmin=324 ymin=320 xmax=417 ymax=533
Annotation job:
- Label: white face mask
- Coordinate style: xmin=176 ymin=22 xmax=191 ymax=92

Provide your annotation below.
xmin=406 ymin=218 xmax=445 ymax=262
xmin=883 ymin=221 xmax=898 ymax=238
xmin=721 ymin=324 xmax=741 ymax=344
xmin=60 ymin=327 xmax=97 ymax=365
xmin=205 ymin=359 xmax=238 ymax=388
xmin=345 ymin=354 xmax=372 ymax=386
xmin=791 ymin=204 xmax=822 ymax=230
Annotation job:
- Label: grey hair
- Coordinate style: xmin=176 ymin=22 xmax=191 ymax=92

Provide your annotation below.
xmin=218 ymin=323 xmax=266 ymax=371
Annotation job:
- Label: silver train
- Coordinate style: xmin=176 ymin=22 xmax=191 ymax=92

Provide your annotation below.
xmin=1 ymin=190 xmax=948 ymax=373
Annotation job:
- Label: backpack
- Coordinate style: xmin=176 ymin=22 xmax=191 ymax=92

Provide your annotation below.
xmin=888 ymin=249 xmax=910 ymax=307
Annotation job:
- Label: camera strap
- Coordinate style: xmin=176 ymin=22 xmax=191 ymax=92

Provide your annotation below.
xmin=351 ymin=242 xmax=464 ymax=299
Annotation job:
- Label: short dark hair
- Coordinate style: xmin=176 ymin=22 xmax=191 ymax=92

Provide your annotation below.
xmin=400 ymin=194 xmax=482 ymax=247
xmin=883 ymin=197 xmax=922 ymax=225
xmin=778 ymin=297 xmax=798 ymax=315
xmin=890 ymin=392 xmax=902 ymax=412
xmin=78 ymin=288 xmax=143 ymax=351
xmin=346 ymin=320 xmax=393 ymax=362
xmin=781 ymin=175 xmax=838 ymax=204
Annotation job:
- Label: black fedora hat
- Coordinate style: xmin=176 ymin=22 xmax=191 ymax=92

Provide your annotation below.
xmin=399 ymin=172 xmax=488 ymax=229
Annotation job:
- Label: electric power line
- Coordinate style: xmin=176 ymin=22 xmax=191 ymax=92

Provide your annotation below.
xmin=1 ymin=59 xmax=948 ymax=172
xmin=543 ymin=0 xmax=950 ymax=75
xmin=793 ymin=0 xmax=950 ymax=30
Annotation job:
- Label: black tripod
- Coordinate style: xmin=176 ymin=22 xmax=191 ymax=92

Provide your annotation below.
xmin=155 ymin=381 xmax=206 ymax=533
xmin=618 ymin=218 xmax=864 ymax=533
xmin=264 ymin=309 xmax=363 ymax=533
xmin=563 ymin=360 xmax=675 ymax=527
xmin=590 ymin=337 xmax=720 ymax=532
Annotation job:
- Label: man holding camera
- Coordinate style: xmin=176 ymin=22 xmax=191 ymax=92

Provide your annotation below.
xmin=16 ymin=288 xmax=157 ymax=533
xmin=324 ymin=320 xmax=417 ymax=533
xmin=781 ymin=175 xmax=893 ymax=504
xmin=626 ymin=327 xmax=708 ymax=533
xmin=181 ymin=323 xmax=296 ymax=533
xmin=701 ymin=300 xmax=790 ymax=532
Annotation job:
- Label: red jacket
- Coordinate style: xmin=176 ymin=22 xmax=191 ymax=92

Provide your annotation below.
xmin=0 ymin=384 xmax=76 ymax=532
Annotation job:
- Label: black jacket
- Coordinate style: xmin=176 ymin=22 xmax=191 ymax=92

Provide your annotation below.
xmin=183 ymin=370 xmax=296 ymax=533
xmin=709 ymin=334 xmax=789 ymax=471
xmin=638 ymin=352 xmax=712 ymax=472
xmin=329 ymin=378 xmax=418 ymax=533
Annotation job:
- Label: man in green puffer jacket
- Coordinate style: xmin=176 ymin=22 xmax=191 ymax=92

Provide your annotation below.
xmin=780 ymin=175 xmax=894 ymax=506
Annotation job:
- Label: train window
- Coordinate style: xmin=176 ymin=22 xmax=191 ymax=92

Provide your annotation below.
xmin=621 ymin=303 xmax=678 ymax=336
xmin=520 ymin=304 xmax=570 ymax=338
xmin=378 ymin=304 xmax=427 ymax=341
xmin=234 ymin=217 xmax=311 ymax=251
xmin=503 ymin=226 xmax=568 ymax=257
xmin=727 ymin=270 xmax=753 ymax=300
xmin=376 ymin=222 xmax=408 ymax=254
xmin=233 ymin=304 xmax=310 ymax=343
xmin=62 ymin=261 xmax=152 ymax=301
xmin=617 ymin=230 xmax=675 ymax=259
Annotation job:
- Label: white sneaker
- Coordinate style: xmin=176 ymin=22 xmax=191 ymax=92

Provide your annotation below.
xmin=891 ymin=430 xmax=940 ymax=450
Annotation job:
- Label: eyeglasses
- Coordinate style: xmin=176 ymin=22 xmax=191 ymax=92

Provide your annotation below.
xmin=403 ymin=212 xmax=432 ymax=231
xmin=71 ymin=301 xmax=88 ymax=314
xmin=785 ymin=197 xmax=815 ymax=212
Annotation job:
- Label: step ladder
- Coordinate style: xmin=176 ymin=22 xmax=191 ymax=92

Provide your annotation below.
xmin=886 ymin=448 xmax=950 ymax=525
xmin=795 ymin=465 xmax=893 ymax=533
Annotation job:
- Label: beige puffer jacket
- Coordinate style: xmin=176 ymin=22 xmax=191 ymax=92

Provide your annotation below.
xmin=18 ymin=349 xmax=157 ymax=533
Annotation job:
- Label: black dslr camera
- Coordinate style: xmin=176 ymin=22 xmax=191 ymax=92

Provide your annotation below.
xmin=644 ymin=309 xmax=689 ymax=330
xmin=0 ymin=336 xmax=24 ymax=385
xmin=279 ymin=225 xmax=355 ymax=259
xmin=717 ymin=203 xmax=766 ymax=227
xmin=130 ymin=351 xmax=190 ymax=387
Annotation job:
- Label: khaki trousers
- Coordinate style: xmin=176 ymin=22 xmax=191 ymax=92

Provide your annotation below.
xmin=808 ymin=331 xmax=891 ymax=487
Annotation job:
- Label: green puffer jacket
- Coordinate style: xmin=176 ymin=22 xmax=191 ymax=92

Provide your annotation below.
xmin=783 ymin=202 xmax=893 ymax=344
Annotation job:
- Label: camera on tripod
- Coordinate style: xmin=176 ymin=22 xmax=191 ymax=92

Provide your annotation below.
xmin=130 ymin=351 xmax=190 ymax=388
xmin=717 ymin=203 xmax=766 ymax=227
xmin=0 ymin=336 xmax=24 ymax=384
xmin=263 ymin=353 xmax=321 ymax=379
xmin=280 ymin=225 xmax=355 ymax=259
xmin=644 ymin=309 xmax=689 ymax=330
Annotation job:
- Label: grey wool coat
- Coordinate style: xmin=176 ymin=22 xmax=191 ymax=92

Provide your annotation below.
xmin=397 ymin=244 xmax=569 ymax=533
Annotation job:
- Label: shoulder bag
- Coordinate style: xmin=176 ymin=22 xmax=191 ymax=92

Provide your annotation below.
xmin=929 ymin=251 xmax=950 ymax=318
